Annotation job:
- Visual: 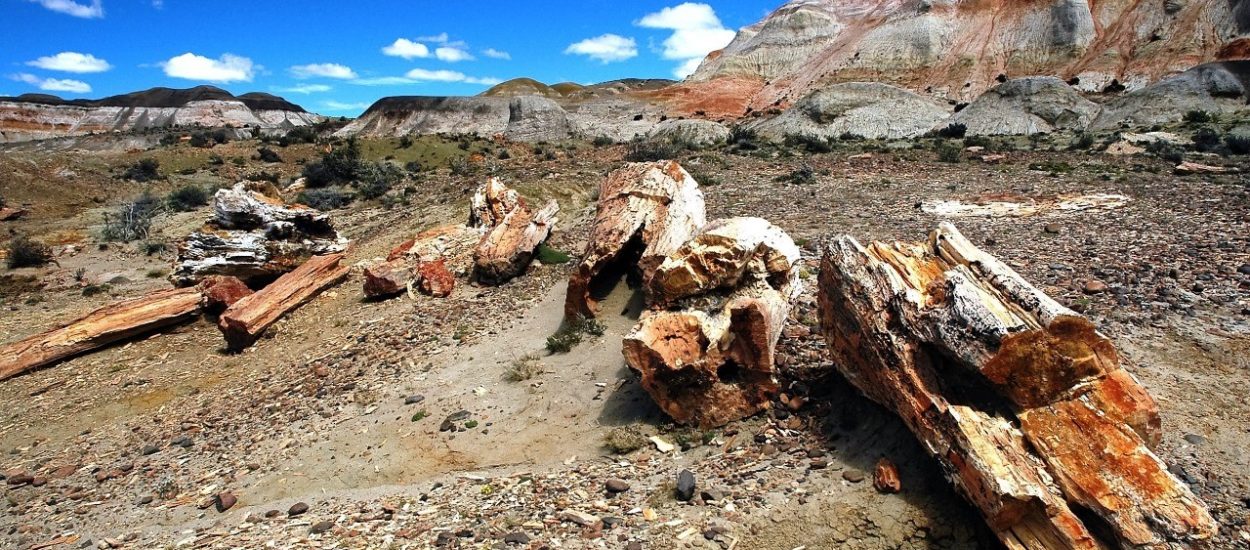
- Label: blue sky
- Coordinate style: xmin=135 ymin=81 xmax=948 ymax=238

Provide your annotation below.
xmin=4 ymin=0 xmax=778 ymax=115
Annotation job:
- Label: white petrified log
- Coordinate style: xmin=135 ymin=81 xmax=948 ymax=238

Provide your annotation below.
xmin=469 ymin=178 xmax=560 ymax=285
xmin=468 ymin=177 xmax=522 ymax=229
xmin=817 ymin=223 xmax=1214 ymax=549
xmin=623 ymin=217 xmax=801 ymax=428
xmin=565 ymin=161 xmax=706 ymax=319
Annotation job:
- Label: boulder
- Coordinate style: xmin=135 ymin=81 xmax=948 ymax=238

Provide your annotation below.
xmin=363 ymin=259 xmax=413 ymax=299
xmin=504 ymin=96 xmax=572 ymax=142
xmin=417 ymin=259 xmax=455 ymax=298
xmin=199 ymin=275 xmax=253 ymax=313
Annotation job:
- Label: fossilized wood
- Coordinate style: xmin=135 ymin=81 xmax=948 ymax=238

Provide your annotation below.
xmin=468 ymin=177 xmax=522 ymax=229
xmin=817 ymin=223 xmax=1215 ymax=549
xmin=213 ymin=183 xmax=335 ymax=236
xmin=199 ymin=275 xmax=253 ymax=314
xmin=474 ymin=199 xmax=559 ymax=285
xmin=622 ymin=218 xmax=801 ymax=429
xmin=0 ymin=288 xmax=203 ymax=381
xmin=363 ymin=258 xmax=412 ymax=299
xmin=416 ymin=259 xmax=454 ymax=298
xmin=218 ymin=253 xmax=349 ymax=351
xmin=0 ymin=207 xmax=26 ymax=221
xmin=565 ymin=161 xmax=706 ymax=319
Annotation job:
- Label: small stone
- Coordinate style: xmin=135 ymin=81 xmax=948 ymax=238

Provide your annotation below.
xmin=214 ymin=492 xmax=238 ymax=513
xmin=1183 ymin=434 xmax=1207 ymax=445
xmin=676 ymin=469 xmax=696 ymax=502
xmin=626 ymin=542 xmax=643 ymax=550
xmin=604 ymin=478 xmax=630 ymax=493
xmin=288 ymin=502 xmax=310 ymax=517
xmin=806 ymin=449 xmax=826 ymax=459
xmin=311 ymin=520 xmax=334 ymax=534
xmin=810 ymin=459 xmax=829 ymax=470
xmin=873 ymin=458 xmax=902 ymax=494
xmin=264 ymin=510 xmax=281 ymax=518
xmin=602 ymin=516 xmax=625 ymax=529
xmin=842 ymin=469 xmax=866 ymax=483
xmin=700 ymin=488 xmax=725 ymax=502
xmin=141 ymin=445 xmax=160 ymax=456
xmin=1084 ymin=280 xmax=1109 ymax=294
xmin=559 ymin=509 xmax=601 ymax=527
xmin=170 ymin=435 xmax=193 ymax=448
xmin=434 ymin=532 xmax=456 ymax=546
xmin=134 ymin=495 xmax=153 ymax=506
xmin=503 ymin=532 xmax=530 ymax=545
xmin=405 ymin=395 xmax=426 ymax=405
xmin=1043 ymin=224 xmax=1062 ymax=234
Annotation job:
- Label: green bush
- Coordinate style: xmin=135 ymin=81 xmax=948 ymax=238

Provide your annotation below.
xmin=101 ymin=194 xmax=163 ymax=242
xmin=278 ymin=126 xmax=318 ymax=147
xmin=6 ymin=234 xmax=53 ymax=269
xmin=122 ymin=158 xmax=161 ymax=182
xmin=1226 ymin=134 xmax=1250 ymax=155
xmin=257 ymin=147 xmax=283 ymax=163
xmin=784 ymin=133 xmax=835 ymax=154
xmin=189 ymin=132 xmax=213 ymax=148
xmin=399 ymin=135 xmax=414 ymax=149
xmin=449 ymin=156 xmax=477 ymax=177
xmin=535 ymin=243 xmax=571 ymax=265
xmin=592 ymin=135 xmax=615 ymax=147
xmin=166 ymin=185 xmax=210 ymax=212
xmin=775 ymin=164 xmax=818 ymax=185
xmin=727 ymin=125 xmax=760 ymax=151
xmin=1182 ymin=110 xmax=1214 ymax=124
xmin=354 ymin=162 xmax=403 ymax=200
xmin=546 ymin=315 xmax=606 ymax=354
xmin=625 ymin=140 xmax=681 ymax=162
xmin=935 ymin=140 xmax=963 ymax=163
xmin=1069 ymin=132 xmax=1095 ymax=150
xmin=936 ymin=123 xmax=967 ymax=139
xmin=1192 ymin=128 xmax=1221 ymax=153
xmin=1144 ymin=140 xmax=1184 ymax=163
xmin=297 ymin=187 xmax=353 ymax=211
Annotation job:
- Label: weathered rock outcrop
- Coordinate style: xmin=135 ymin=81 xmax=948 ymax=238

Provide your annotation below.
xmin=753 ymin=83 xmax=950 ymax=140
xmin=624 ymin=217 xmax=802 ymax=428
xmin=817 ymin=223 xmax=1215 ymax=549
xmin=0 ymin=86 xmax=320 ymax=143
xmin=505 ymin=96 xmax=573 ymax=142
xmin=949 ymin=77 xmax=1101 ymax=136
xmin=565 ymin=162 xmax=706 ymax=320
xmin=171 ymin=183 xmax=346 ymax=286
xmin=1091 ymin=61 xmax=1250 ymax=130
xmin=646 ymin=119 xmax=730 ymax=148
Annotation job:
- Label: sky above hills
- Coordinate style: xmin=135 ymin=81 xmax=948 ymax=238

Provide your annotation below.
xmin=4 ymin=0 xmax=777 ymax=115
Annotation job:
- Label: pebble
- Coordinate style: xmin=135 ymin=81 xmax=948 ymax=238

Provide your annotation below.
xmin=676 ymin=469 xmax=696 ymax=501
xmin=214 ymin=492 xmax=238 ymax=513
xmin=700 ymin=488 xmax=725 ymax=502
xmin=141 ymin=445 xmax=160 ymax=456
xmin=843 ymin=469 xmax=866 ymax=483
xmin=1183 ymin=434 xmax=1207 ymax=445
xmin=559 ymin=509 xmax=601 ymax=527
xmin=1043 ymin=223 xmax=1062 ymax=234
xmin=503 ymin=532 xmax=530 ymax=545
xmin=405 ymin=395 xmax=426 ymax=405
xmin=310 ymin=520 xmax=334 ymax=534
xmin=1084 ymin=280 xmax=1109 ymax=294
xmin=288 ymin=502 xmax=310 ymax=517
xmin=605 ymin=478 xmax=630 ymax=493
xmin=810 ymin=458 xmax=830 ymax=470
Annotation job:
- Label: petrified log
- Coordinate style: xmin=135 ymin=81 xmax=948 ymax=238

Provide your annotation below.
xmin=218 ymin=253 xmax=349 ymax=351
xmin=622 ymin=218 xmax=801 ymax=428
xmin=565 ymin=161 xmax=706 ymax=319
xmin=212 ymin=182 xmax=335 ymax=236
xmin=474 ymin=199 xmax=559 ymax=285
xmin=363 ymin=258 xmax=412 ymax=299
xmin=468 ymin=177 xmax=522 ymax=229
xmin=817 ymin=223 xmax=1214 ymax=549
xmin=0 ymin=288 xmax=202 ymax=381
xmin=415 ymin=259 xmax=455 ymax=298
xmin=199 ymin=275 xmax=253 ymax=314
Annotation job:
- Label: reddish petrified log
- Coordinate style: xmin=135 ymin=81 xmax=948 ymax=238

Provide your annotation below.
xmin=817 ymin=223 xmax=1214 ymax=549
xmin=0 ymin=288 xmax=203 ymax=381
xmin=363 ymin=259 xmax=412 ymax=299
xmin=416 ymin=259 xmax=455 ymax=298
xmin=622 ymin=217 xmax=801 ymax=428
xmin=565 ymin=161 xmax=706 ymax=320
xmin=199 ymin=275 xmax=254 ymax=313
xmin=218 ymin=253 xmax=349 ymax=351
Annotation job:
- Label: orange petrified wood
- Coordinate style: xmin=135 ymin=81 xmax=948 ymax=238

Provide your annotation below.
xmin=218 ymin=253 xmax=349 ymax=351
xmin=817 ymin=223 xmax=1214 ymax=549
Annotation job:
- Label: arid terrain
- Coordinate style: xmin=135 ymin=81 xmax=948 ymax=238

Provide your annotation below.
xmin=1 ymin=116 xmax=1248 ymax=549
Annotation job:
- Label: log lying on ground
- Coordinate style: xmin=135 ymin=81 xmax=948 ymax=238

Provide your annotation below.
xmin=565 ymin=161 xmax=706 ymax=319
xmin=817 ymin=223 xmax=1214 ymax=549
xmin=363 ymin=225 xmax=480 ymax=299
xmin=468 ymin=177 xmax=522 ymax=229
xmin=219 ymin=253 xmax=349 ymax=351
xmin=474 ymin=199 xmax=559 ymax=285
xmin=172 ymin=183 xmax=345 ymax=286
xmin=0 ymin=288 xmax=203 ymax=381
xmin=623 ymin=218 xmax=802 ymax=428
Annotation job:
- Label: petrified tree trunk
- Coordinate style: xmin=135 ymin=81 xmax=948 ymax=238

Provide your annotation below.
xmin=363 ymin=258 xmax=412 ymax=299
xmin=474 ymin=199 xmax=559 ymax=285
xmin=468 ymin=177 xmax=522 ymax=229
xmin=817 ymin=223 xmax=1214 ymax=549
xmin=622 ymin=218 xmax=801 ymax=428
xmin=565 ymin=161 xmax=706 ymax=320
xmin=199 ymin=275 xmax=253 ymax=314
xmin=218 ymin=253 xmax=349 ymax=351
xmin=0 ymin=288 xmax=203 ymax=381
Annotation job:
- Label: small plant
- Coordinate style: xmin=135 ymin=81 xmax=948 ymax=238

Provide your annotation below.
xmin=146 ymin=268 xmax=167 ymax=278
xmin=604 ymin=426 xmax=646 ymax=454
xmin=399 ymin=135 xmax=414 ymax=149
xmin=1192 ymin=128 xmax=1221 ymax=153
xmin=936 ymin=123 xmax=967 ymax=139
xmin=166 ymin=185 xmax=210 ymax=212
xmin=545 ymin=315 xmax=606 ymax=354
xmin=122 ymin=158 xmax=161 ymax=182
xmin=101 ymin=194 xmax=162 ymax=242
xmin=624 ymin=140 xmax=681 ymax=162
xmin=411 ymin=410 xmax=428 ymax=422
xmin=506 ymin=353 xmax=544 ymax=382
xmin=784 ymin=133 xmax=835 ymax=154
xmin=1069 ymin=132 xmax=1095 ymax=150
xmin=6 ymin=234 xmax=53 ymax=269
xmin=775 ymin=164 xmax=818 ymax=185
xmin=297 ymin=187 xmax=353 ymax=211
xmin=354 ymin=162 xmax=403 ymax=200
xmin=449 ymin=156 xmax=478 ymax=177
xmin=535 ymin=243 xmax=571 ymax=265
xmin=1226 ymin=134 xmax=1250 ymax=155
xmin=935 ymin=140 xmax=963 ymax=163
xmin=464 ymin=420 xmax=479 ymax=429
xmin=727 ymin=125 xmax=759 ymax=151
xmin=1144 ymin=140 xmax=1184 ymax=163
xmin=592 ymin=135 xmax=615 ymax=147
xmin=1182 ymin=110 xmax=1213 ymax=124
xmin=143 ymin=241 xmax=168 ymax=256
xmin=256 ymin=147 xmax=283 ymax=163
xmin=81 ymin=283 xmax=112 ymax=297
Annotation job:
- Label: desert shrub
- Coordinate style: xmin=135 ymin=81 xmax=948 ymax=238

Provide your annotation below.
xmin=6 ymin=235 xmax=53 ymax=269
xmin=159 ymin=134 xmax=180 ymax=146
xmin=497 ymin=148 xmax=511 ymax=160
xmin=1144 ymin=140 xmax=1184 ymax=163
xmin=535 ymin=243 xmax=571 ymax=265
xmin=775 ymin=164 xmax=818 ymax=185
xmin=1028 ymin=160 xmax=1074 ymax=174
xmin=449 ymin=156 xmax=477 ymax=177
xmin=625 ymin=140 xmax=681 ymax=162
xmin=404 ymin=161 xmax=423 ymax=174
xmin=963 ymin=135 xmax=994 ymax=149
xmin=101 ymin=194 xmax=162 ymax=242
xmin=784 ymin=133 xmax=835 ymax=154
xmin=1182 ymin=110 xmax=1213 ymax=124
xmin=297 ymin=187 xmax=353 ymax=211
xmin=208 ymin=154 xmax=224 ymax=165
xmin=321 ymin=138 xmax=363 ymax=180
xmin=279 ymin=126 xmax=318 ymax=147
xmin=546 ymin=315 xmax=606 ymax=354
xmin=935 ymin=140 xmax=963 ymax=163
xmin=592 ymin=135 xmax=615 ymax=147
xmin=1069 ymin=132 xmax=1095 ymax=150
xmin=257 ymin=147 xmax=283 ymax=163
xmin=189 ymin=132 xmax=213 ymax=148
xmin=122 ymin=158 xmax=161 ymax=182
xmin=1192 ymin=128 xmax=1221 ymax=153
xmin=1226 ymin=134 xmax=1250 ymax=155
xmin=505 ymin=354 xmax=544 ymax=382
xmin=301 ymin=161 xmax=334 ymax=188
xmin=354 ymin=162 xmax=403 ymax=200
xmin=838 ymin=132 xmax=865 ymax=141
xmin=166 ymin=185 xmax=210 ymax=212
xmin=142 ymin=241 xmax=168 ymax=256
xmin=399 ymin=135 xmax=414 ymax=149
xmin=211 ymin=129 xmax=230 ymax=145
xmin=81 ymin=283 xmax=111 ymax=297
xmin=936 ymin=123 xmax=967 ymax=139
xmin=604 ymin=426 xmax=646 ymax=454
xmin=728 ymin=125 xmax=759 ymax=150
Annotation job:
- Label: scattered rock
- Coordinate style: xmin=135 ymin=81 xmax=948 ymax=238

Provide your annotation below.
xmin=559 ymin=509 xmax=601 ymax=527
xmin=605 ymin=479 xmax=630 ymax=493
xmin=288 ymin=502 xmax=309 ymax=517
xmin=676 ymin=469 xmax=696 ymax=501
xmin=874 ymin=459 xmax=902 ymax=493
xmin=214 ymin=492 xmax=238 ymax=513
xmin=842 ymin=469 xmax=866 ymax=483
xmin=310 ymin=520 xmax=334 ymax=534
xmin=1084 ymin=280 xmax=1109 ymax=294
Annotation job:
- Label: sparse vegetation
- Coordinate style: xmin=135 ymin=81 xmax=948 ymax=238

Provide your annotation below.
xmin=1182 ymin=110 xmax=1214 ymax=124
xmin=1226 ymin=133 xmax=1250 ymax=155
xmin=624 ymin=139 xmax=683 ymax=162
xmin=101 ymin=194 xmax=162 ymax=242
xmin=1069 ymin=132 xmax=1095 ymax=150
xmin=592 ymin=135 xmax=615 ymax=147
xmin=256 ymin=147 xmax=283 ymax=163
xmin=1192 ymin=128 xmax=1221 ymax=153
xmin=535 ymin=243 xmax=571 ymax=265
xmin=122 ymin=158 xmax=161 ymax=182
xmin=6 ymin=234 xmax=54 ymax=269
xmin=1144 ymin=140 xmax=1184 ymax=163
xmin=935 ymin=140 xmax=963 ymax=163
xmin=165 ymin=184 xmax=210 ymax=212
xmin=604 ymin=426 xmax=646 ymax=454
xmin=505 ymin=354 xmax=544 ymax=382
xmin=775 ymin=164 xmax=819 ymax=184
xmin=784 ymin=133 xmax=835 ymax=154
xmin=353 ymin=161 xmax=403 ymax=200
xmin=546 ymin=315 xmax=606 ymax=354
xmin=936 ymin=123 xmax=967 ymax=139
xmin=727 ymin=125 xmax=760 ymax=151
xmin=297 ymin=187 xmax=353 ymax=211
xmin=81 ymin=283 xmax=112 ymax=297
xmin=449 ymin=156 xmax=477 ymax=177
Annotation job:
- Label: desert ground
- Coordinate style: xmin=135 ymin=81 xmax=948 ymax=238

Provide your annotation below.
xmin=1 ymin=127 xmax=1248 ymax=549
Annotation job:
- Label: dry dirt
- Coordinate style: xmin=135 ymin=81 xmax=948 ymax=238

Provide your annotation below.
xmin=0 ymin=137 xmax=1248 ymax=549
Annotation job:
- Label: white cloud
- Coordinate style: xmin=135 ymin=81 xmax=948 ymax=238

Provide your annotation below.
xmin=637 ymin=3 xmax=736 ymax=78
xmin=290 ymin=63 xmax=357 ymax=80
xmin=417 ymin=33 xmax=450 ymax=43
xmin=351 ymin=76 xmax=419 ymax=86
xmin=321 ymin=100 xmax=371 ymax=112
xmin=435 ymin=46 xmax=474 ymax=63
xmin=565 ymin=34 xmax=638 ymax=63
xmin=161 ymin=53 xmax=255 ymax=83
xmin=28 ymin=0 xmax=102 ymax=18
xmin=405 ymin=68 xmax=500 ymax=85
xmin=12 ymin=73 xmax=91 ymax=93
xmin=382 ymin=38 xmax=431 ymax=59
xmin=26 ymin=52 xmax=111 ymax=73
xmin=482 ymin=48 xmax=511 ymax=60
xmin=277 ymin=83 xmax=331 ymax=94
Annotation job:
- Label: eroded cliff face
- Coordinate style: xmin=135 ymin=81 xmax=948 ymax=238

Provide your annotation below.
xmin=0 ymin=87 xmax=321 ymax=143
xmin=682 ymin=0 xmax=1246 ymax=111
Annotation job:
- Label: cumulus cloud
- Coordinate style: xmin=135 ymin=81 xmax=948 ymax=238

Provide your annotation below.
xmin=482 ymin=48 xmax=511 ymax=60
xmin=638 ymin=2 xmax=736 ymax=78
xmin=565 ymin=34 xmax=638 ymax=63
xmin=382 ymin=38 xmax=431 ymax=59
xmin=418 ymin=33 xmax=450 ymax=43
xmin=290 ymin=63 xmax=358 ymax=80
xmin=161 ymin=53 xmax=255 ymax=83
xmin=28 ymin=0 xmax=102 ymax=18
xmin=12 ymin=73 xmax=91 ymax=93
xmin=321 ymin=100 xmax=371 ymax=112
xmin=405 ymin=68 xmax=499 ymax=85
xmin=277 ymin=83 xmax=331 ymax=94
xmin=26 ymin=52 xmax=111 ymax=73
xmin=435 ymin=46 xmax=474 ymax=63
